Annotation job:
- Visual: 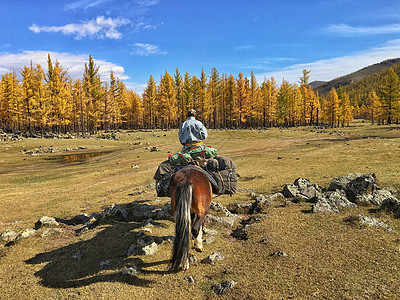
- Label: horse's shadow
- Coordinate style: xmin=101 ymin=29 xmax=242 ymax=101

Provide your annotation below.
xmin=25 ymin=220 xmax=172 ymax=288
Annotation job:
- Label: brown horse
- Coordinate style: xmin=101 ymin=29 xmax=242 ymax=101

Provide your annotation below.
xmin=169 ymin=167 xmax=213 ymax=272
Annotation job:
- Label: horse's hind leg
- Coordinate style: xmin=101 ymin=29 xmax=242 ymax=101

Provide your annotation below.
xmin=193 ymin=224 xmax=203 ymax=252
xmin=192 ymin=214 xmax=205 ymax=252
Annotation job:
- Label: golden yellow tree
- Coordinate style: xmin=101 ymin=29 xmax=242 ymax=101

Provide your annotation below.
xmin=261 ymin=77 xmax=278 ymax=127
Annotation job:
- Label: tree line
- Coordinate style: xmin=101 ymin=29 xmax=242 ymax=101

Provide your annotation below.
xmin=0 ymin=54 xmax=398 ymax=134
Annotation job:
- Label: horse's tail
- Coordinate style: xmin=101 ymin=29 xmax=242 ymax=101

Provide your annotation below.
xmin=171 ymin=181 xmax=192 ymax=272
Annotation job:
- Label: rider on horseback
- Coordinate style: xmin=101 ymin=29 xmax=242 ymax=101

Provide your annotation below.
xmin=179 ymin=109 xmax=208 ymax=153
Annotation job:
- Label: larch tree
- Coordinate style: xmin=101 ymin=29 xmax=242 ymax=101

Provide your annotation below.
xmin=276 ymin=79 xmax=292 ymax=126
xmin=158 ymin=71 xmax=177 ymax=128
xmin=261 ymin=77 xmax=278 ymax=127
xmin=367 ymin=90 xmax=381 ymax=124
xmin=142 ymin=75 xmax=156 ymax=128
xmin=174 ymin=68 xmax=184 ymax=124
xmin=325 ymin=88 xmax=340 ymax=126
xmin=235 ymin=73 xmax=249 ymax=128
xmin=379 ymin=67 xmax=400 ymax=124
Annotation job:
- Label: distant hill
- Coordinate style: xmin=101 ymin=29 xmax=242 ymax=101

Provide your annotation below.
xmin=314 ymin=58 xmax=400 ymax=95
xmin=310 ymin=81 xmax=326 ymax=89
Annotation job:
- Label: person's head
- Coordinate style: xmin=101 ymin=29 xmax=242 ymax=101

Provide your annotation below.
xmin=187 ymin=109 xmax=196 ymax=117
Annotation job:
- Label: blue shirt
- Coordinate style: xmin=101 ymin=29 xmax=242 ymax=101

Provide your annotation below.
xmin=178 ymin=117 xmax=208 ymax=148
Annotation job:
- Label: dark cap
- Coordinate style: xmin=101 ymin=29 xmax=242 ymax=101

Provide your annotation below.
xmin=187 ymin=109 xmax=196 ymax=117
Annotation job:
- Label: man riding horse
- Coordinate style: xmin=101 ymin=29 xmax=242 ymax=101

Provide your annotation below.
xmin=179 ymin=109 xmax=208 ymax=153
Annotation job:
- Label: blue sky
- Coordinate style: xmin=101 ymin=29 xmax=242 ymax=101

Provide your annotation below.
xmin=1 ymin=0 xmax=400 ymax=93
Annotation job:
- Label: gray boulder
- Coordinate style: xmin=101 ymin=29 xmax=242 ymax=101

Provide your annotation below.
xmin=35 ymin=216 xmax=59 ymax=229
xmin=329 ymin=173 xmax=376 ymax=201
xmin=201 ymin=251 xmax=225 ymax=264
xmin=0 ymin=229 xmax=18 ymax=242
xmin=381 ymin=198 xmax=400 ymax=218
xmin=101 ymin=204 xmax=129 ymax=221
xmin=212 ymin=280 xmax=237 ymax=295
xmin=313 ymin=190 xmax=356 ymax=213
xmin=372 ymin=190 xmax=398 ymax=206
xmin=127 ymin=236 xmax=158 ymax=256
xmin=17 ymin=228 xmax=36 ymax=239
xmin=121 ymin=266 xmax=138 ymax=277
xmin=282 ymin=184 xmax=299 ymax=198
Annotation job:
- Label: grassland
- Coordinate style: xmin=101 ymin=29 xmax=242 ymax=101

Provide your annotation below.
xmin=1 ymin=120 xmax=400 ymax=299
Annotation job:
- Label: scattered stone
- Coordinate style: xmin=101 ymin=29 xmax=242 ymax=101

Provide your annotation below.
xmin=150 ymin=146 xmax=160 ymax=152
xmin=163 ymin=236 xmax=174 ymax=243
xmin=0 ymin=229 xmax=18 ymax=242
xmin=35 ymin=216 xmax=59 ymax=229
xmin=359 ymin=216 xmax=394 ymax=232
xmin=146 ymin=183 xmax=156 ymax=189
xmin=101 ymin=204 xmax=129 ymax=221
xmin=100 ymin=260 xmax=111 ymax=269
xmin=206 ymin=215 xmax=239 ymax=227
xmin=201 ymin=251 xmax=225 ymax=264
xmin=131 ymin=164 xmax=139 ymax=169
xmin=204 ymin=236 xmax=216 ymax=244
xmin=372 ymin=190 xmax=398 ymax=206
xmin=203 ymin=228 xmax=218 ymax=236
xmin=259 ymin=237 xmax=269 ymax=243
xmin=17 ymin=228 xmax=36 ymax=239
xmin=231 ymin=225 xmax=250 ymax=240
xmin=41 ymin=228 xmax=63 ymax=237
xmin=184 ymin=276 xmax=195 ymax=284
xmin=189 ymin=253 xmax=197 ymax=263
xmin=212 ymin=280 xmax=237 ymax=295
xmin=128 ymin=202 xmax=172 ymax=221
xmin=121 ymin=266 xmax=138 ymax=277
xmin=271 ymin=251 xmax=288 ymax=257
xmin=127 ymin=236 xmax=158 ymax=256
xmin=381 ymin=198 xmax=400 ymax=218
xmin=312 ymin=190 xmax=357 ymax=213
xmin=71 ymin=251 xmax=83 ymax=260
xmin=282 ymin=184 xmax=299 ymax=198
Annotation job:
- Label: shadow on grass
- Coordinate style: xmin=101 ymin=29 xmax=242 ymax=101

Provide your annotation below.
xmin=25 ymin=220 xmax=173 ymax=288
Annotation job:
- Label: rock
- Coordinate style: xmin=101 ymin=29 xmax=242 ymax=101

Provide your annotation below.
xmin=201 ymin=251 xmax=225 ymax=264
xmin=329 ymin=173 xmax=363 ymax=191
xmin=210 ymin=202 xmax=235 ymax=217
xmin=17 ymin=228 xmax=36 ymax=239
xmin=35 ymin=216 xmax=59 ymax=229
xmin=127 ymin=237 xmax=158 ymax=256
xmin=100 ymin=260 xmax=111 ymax=269
xmin=212 ymin=280 xmax=237 ymax=295
xmin=356 ymin=194 xmax=374 ymax=206
xmin=189 ymin=253 xmax=197 ymax=263
xmin=282 ymin=184 xmax=299 ymax=198
xmin=128 ymin=202 xmax=171 ymax=221
xmin=372 ymin=190 xmax=398 ymax=206
xmin=312 ymin=190 xmax=356 ymax=213
xmin=328 ymin=173 xmax=376 ymax=201
xmin=206 ymin=214 xmax=239 ymax=227
xmin=204 ymin=236 xmax=216 ymax=244
xmin=203 ymin=228 xmax=218 ymax=236
xmin=259 ymin=237 xmax=269 ymax=243
xmin=359 ymin=216 xmax=394 ymax=231
xmin=121 ymin=266 xmax=138 ymax=277
xmin=101 ymin=204 xmax=129 ymax=221
xmin=146 ymin=183 xmax=156 ymax=189
xmin=313 ymin=198 xmax=339 ymax=213
xmin=0 ymin=229 xmax=18 ymax=242
xmin=271 ymin=251 xmax=288 ymax=257
xmin=269 ymin=192 xmax=285 ymax=202
xmin=71 ymin=251 xmax=84 ymax=260
xmin=381 ymin=198 xmax=400 ymax=218
xmin=41 ymin=228 xmax=63 ymax=237
xmin=131 ymin=164 xmax=139 ymax=169
xmin=231 ymin=225 xmax=250 ymax=240
xmin=184 ymin=276 xmax=195 ymax=284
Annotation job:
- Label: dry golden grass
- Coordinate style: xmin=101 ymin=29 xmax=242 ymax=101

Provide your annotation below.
xmin=1 ymin=121 xmax=400 ymax=299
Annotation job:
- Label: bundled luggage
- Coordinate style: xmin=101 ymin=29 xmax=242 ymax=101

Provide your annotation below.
xmin=154 ymin=145 xmax=238 ymax=197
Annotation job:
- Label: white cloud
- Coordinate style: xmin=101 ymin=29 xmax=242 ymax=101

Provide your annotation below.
xmin=64 ymin=0 xmax=109 ymax=10
xmin=124 ymin=81 xmax=147 ymax=95
xmin=29 ymin=16 xmax=130 ymax=40
xmin=325 ymin=23 xmax=400 ymax=35
xmin=131 ymin=43 xmax=167 ymax=56
xmin=0 ymin=50 xmax=129 ymax=81
xmin=255 ymin=39 xmax=400 ymax=84
xmin=234 ymin=45 xmax=255 ymax=51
